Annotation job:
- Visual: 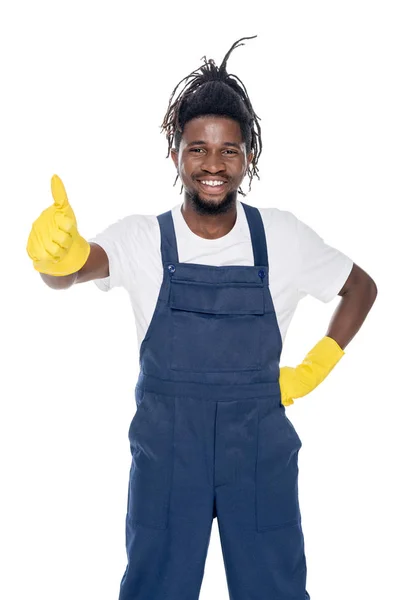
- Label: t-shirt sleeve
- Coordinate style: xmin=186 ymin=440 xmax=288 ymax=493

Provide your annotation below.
xmin=88 ymin=217 xmax=132 ymax=292
xmin=295 ymin=215 xmax=353 ymax=303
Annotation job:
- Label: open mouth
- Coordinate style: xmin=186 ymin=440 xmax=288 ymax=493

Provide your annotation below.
xmin=197 ymin=180 xmax=228 ymax=195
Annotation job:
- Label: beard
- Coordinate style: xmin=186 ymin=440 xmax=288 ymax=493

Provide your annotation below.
xmin=186 ymin=188 xmax=237 ymax=216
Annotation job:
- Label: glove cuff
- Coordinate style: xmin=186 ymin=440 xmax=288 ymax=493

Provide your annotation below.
xmin=319 ymin=336 xmax=345 ymax=363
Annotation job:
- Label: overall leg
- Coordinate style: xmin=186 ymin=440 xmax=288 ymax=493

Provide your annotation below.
xmin=215 ymin=399 xmax=310 ymax=600
xmin=119 ymin=392 xmax=216 ymax=600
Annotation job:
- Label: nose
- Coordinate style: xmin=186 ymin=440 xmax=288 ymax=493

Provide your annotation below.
xmin=201 ymin=150 xmax=226 ymax=174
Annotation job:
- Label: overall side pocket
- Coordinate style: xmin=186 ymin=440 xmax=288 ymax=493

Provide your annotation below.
xmin=127 ymin=391 xmax=175 ymax=529
xmin=256 ymin=403 xmax=302 ymax=532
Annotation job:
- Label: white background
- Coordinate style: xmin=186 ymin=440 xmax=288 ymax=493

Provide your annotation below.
xmin=1 ymin=1 xmax=398 ymax=599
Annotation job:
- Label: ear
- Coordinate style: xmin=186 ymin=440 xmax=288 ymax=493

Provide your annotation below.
xmin=171 ymin=148 xmax=179 ymax=170
xmin=247 ymin=151 xmax=254 ymax=168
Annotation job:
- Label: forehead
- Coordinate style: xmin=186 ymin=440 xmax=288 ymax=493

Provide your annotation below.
xmin=182 ymin=116 xmax=243 ymax=144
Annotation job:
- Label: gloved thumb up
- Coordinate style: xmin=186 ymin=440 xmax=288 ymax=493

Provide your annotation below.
xmin=26 ymin=175 xmax=90 ymax=276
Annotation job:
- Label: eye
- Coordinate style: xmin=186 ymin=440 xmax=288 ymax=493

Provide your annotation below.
xmin=188 ymin=148 xmax=238 ymax=155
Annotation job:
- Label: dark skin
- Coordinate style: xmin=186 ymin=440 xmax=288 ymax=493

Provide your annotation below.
xmin=41 ymin=114 xmax=377 ymax=351
xmin=171 ymin=115 xmax=378 ymax=351
xmin=171 ymin=116 xmax=253 ymax=238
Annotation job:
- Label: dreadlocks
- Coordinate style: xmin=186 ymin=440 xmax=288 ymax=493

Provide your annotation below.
xmin=160 ymin=36 xmax=262 ymax=197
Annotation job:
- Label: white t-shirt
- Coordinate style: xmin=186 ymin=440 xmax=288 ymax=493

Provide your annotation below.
xmin=89 ymin=200 xmax=353 ymax=352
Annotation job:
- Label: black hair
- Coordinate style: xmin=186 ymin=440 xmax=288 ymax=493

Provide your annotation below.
xmin=160 ymin=36 xmax=262 ymax=196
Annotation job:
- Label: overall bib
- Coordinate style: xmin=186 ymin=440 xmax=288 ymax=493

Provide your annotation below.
xmin=119 ymin=202 xmax=310 ymax=600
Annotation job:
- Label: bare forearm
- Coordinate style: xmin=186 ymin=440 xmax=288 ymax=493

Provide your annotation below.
xmin=326 ymin=264 xmax=378 ymax=350
xmin=40 ymin=271 xmax=78 ymax=289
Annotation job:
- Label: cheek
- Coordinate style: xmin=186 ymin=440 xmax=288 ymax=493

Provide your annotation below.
xmin=233 ymin=160 xmax=247 ymax=178
xmin=180 ymin=161 xmax=193 ymax=181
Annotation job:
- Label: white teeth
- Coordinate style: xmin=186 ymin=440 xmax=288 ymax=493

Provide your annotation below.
xmin=201 ymin=180 xmax=225 ymax=187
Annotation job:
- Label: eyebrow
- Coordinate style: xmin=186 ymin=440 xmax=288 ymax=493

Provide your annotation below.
xmin=187 ymin=140 xmax=241 ymax=149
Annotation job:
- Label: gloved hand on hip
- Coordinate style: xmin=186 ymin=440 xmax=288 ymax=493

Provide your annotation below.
xmin=26 ymin=174 xmax=90 ymax=276
xmin=279 ymin=336 xmax=345 ymax=406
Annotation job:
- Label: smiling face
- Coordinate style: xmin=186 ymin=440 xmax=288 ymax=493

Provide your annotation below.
xmin=171 ymin=115 xmax=253 ymax=215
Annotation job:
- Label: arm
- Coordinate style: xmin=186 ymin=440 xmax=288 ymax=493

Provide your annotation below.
xmin=40 ymin=243 xmax=109 ymax=289
xmin=279 ymin=262 xmax=378 ymax=405
xmin=326 ymin=263 xmax=378 ymax=350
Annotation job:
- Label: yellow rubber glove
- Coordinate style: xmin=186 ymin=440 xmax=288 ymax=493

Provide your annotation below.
xmin=279 ymin=336 xmax=345 ymax=406
xmin=26 ymin=175 xmax=90 ymax=276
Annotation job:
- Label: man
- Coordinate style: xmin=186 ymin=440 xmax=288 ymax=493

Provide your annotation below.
xmin=27 ymin=36 xmax=377 ymax=600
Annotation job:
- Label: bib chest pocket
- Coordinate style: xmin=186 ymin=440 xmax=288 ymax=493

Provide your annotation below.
xmin=168 ymin=278 xmax=265 ymax=373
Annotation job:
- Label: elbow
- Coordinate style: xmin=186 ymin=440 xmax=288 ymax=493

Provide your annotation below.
xmin=341 ymin=263 xmax=378 ymax=305
xmin=367 ymin=277 xmax=378 ymax=301
xmin=361 ymin=276 xmax=378 ymax=310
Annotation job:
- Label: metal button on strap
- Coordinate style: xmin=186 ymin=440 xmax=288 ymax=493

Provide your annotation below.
xmin=168 ymin=264 xmax=176 ymax=274
xmin=258 ymin=269 xmax=265 ymax=279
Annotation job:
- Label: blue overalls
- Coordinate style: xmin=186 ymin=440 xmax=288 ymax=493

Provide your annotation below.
xmin=119 ymin=202 xmax=310 ymax=600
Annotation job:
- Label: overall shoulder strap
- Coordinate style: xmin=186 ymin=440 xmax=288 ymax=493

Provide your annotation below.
xmin=240 ymin=202 xmax=269 ymax=268
xmin=157 ymin=210 xmax=178 ymax=265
